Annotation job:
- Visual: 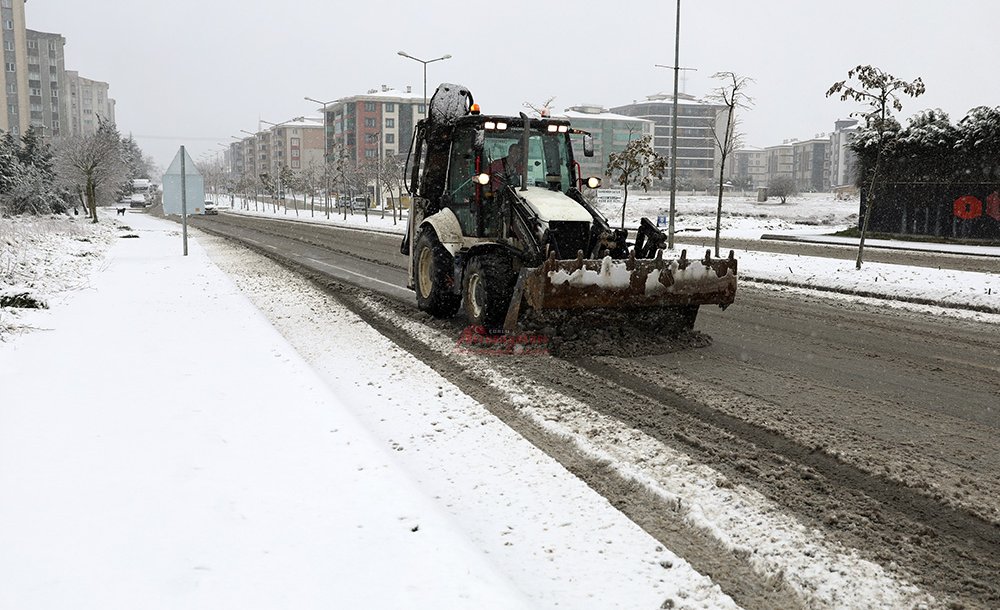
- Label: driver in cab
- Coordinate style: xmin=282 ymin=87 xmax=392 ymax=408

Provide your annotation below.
xmin=488 ymin=143 xmax=524 ymax=191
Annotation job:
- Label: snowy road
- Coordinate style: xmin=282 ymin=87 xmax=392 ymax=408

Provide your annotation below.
xmin=183 ymin=210 xmax=1000 ymax=609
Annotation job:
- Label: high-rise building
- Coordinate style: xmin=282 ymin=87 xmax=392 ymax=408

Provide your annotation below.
xmin=611 ymin=93 xmax=729 ymax=187
xmin=25 ymin=29 xmax=66 ymax=140
xmin=1 ymin=0 xmax=29 ymax=136
xmin=65 ymin=70 xmax=115 ymax=136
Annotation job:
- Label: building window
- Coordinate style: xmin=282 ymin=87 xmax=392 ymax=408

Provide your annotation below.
xmin=27 ymin=40 xmax=36 ymax=50
xmin=364 ymin=117 xmax=375 ymax=128
xmin=0 ymin=1 xmax=10 ymax=8
xmin=6 ymin=83 xmax=13 ymax=93
xmin=291 ymin=159 xmax=300 ymax=169
xmin=3 ymin=41 xmax=12 ymax=51
xmin=4 ymin=20 xmax=13 ymax=30
xmin=385 ymin=133 xmax=395 ymax=144
xmin=385 ymin=118 xmax=394 ymax=128
xmin=29 ymin=88 xmax=40 ymax=96
xmin=364 ymin=101 xmax=376 ymax=112
xmin=290 ymin=137 xmax=299 ymax=146
xmin=5 ymin=63 xmax=13 ymax=72
xmin=417 ymin=104 xmax=425 ymax=114
xmin=364 ymin=149 xmax=377 ymax=158
xmin=384 ymin=103 xmax=394 ymax=112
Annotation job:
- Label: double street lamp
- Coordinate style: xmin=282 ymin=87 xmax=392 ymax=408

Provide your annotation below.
xmin=397 ymin=51 xmax=452 ymax=108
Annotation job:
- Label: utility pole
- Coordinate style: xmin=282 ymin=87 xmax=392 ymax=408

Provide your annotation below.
xmin=655 ymin=0 xmax=695 ymax=250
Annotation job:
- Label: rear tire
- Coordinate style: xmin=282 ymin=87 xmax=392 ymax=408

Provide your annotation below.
xmin=413 ymin=228 xmax=461 ymax=318
xmin=463 ymin=253 xmax=516 ymax=330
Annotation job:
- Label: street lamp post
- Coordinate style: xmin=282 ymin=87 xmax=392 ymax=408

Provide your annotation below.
xmin=305 ymin=96 xmax=337 ymax=218
xmin=397 ymin=51 xmax=452 ymax=108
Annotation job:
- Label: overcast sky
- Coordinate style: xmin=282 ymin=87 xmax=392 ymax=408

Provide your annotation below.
xmin=25 ymin=1 xmax=1000 ymax=171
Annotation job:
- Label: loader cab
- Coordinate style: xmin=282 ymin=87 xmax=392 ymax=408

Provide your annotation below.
xmin=436 ymin=117 xmax=578 ymax=238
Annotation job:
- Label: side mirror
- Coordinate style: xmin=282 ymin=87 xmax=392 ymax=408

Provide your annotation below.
xmin=583 ymin=133 xmax=594 ymax=158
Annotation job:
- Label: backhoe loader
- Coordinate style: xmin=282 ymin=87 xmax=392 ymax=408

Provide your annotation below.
xmin=401 ymin=83 xmax=737 ymax=334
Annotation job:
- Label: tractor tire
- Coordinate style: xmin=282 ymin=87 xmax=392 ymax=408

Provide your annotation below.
xmin=463 ymin=253 xmax=516 ymax=330
xmin=413 ymin=228 xmax=461 ymax=318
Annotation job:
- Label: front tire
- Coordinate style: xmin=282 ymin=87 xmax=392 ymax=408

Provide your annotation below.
xmin=463 ymin=254 xmax=516 ymax=330
xmin=413 ymin=228 xmax=461 ymax=318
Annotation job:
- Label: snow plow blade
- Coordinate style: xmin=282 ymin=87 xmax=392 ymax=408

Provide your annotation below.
xmin=503 ymin=249 xmax=737 ymax=332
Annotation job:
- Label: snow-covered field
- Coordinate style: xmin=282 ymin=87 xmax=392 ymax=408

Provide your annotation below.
xmin=1 ymin=200 xmax=996 ymax=608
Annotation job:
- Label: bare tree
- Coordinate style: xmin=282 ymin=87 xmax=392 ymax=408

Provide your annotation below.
xmin=523 ymin=96 xmax=557 ymax=117
xmin=380 ymin=153 xmax=407 ymax=225
xmin=606 ymin=132 xmax=667 ymax=229
xmin=708 ymin=72 xmax=753 ymax=256
xmin=827 ymin=65 xmax=925 ymax=269
xmin=55 ymin=118 xmax=126 ymax=223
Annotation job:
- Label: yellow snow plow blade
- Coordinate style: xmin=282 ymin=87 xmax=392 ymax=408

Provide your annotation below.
xmin=503 ymin=249 xmax=737 ymax=331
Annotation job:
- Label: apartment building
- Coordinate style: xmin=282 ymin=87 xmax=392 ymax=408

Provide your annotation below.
xmin=233 ymin=117 xmax=324 ymax=184
xmin=25 ymin=29 xmax=66 ymax=139
xmin=791 ymin=137 xmax=831 ymax=192
xmin=327 ymin=85 xmax=423 ymax=166
xmin=830 ymin=118 xmax=859 ymax=189
xmin=764 ymin=142 xmax=794 ymax=182
xmin=267 ymin=117 xmax=324 ymax=177
xmin=727 ymin=146 xmax=767 ymax=188
xmin=557 ymin=104 xmax=654 ymax=184
xmin=611 ymin=92 xmax=729 ymax=187
xmin=65 ymin=70 xmax=115 ymax=136
xmin=1 ymin=0 xmax=28 ymax=136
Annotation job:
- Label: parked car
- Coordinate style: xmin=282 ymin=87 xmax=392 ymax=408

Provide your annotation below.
xmin=351 ymin=195 xmax=369 ymax=210
xmin=204 ymin=199 xmax=218 ymax=215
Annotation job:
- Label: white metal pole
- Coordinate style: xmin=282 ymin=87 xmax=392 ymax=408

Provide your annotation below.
xmin=180 ymin=145 xmax=188 ymax=256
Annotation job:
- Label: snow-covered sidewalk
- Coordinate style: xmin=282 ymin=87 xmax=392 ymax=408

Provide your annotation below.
xmin=0 ymin=211 xmax=735 ymax=609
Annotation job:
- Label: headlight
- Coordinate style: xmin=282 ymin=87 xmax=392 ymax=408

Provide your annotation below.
xmin=558 ymin=125 xmax=568 ymax=133
xmin=546 ymin=124 xmax=558 ymax=132
xmin=484 ymin=121 xmax=496 ymax=130
xmin=476 ymin=173 xmax=491 ymax=185
xmin=586 ymin=176 xmax=602 ymax=189
xmin=496 ymin=122 xmax=508 ymax=130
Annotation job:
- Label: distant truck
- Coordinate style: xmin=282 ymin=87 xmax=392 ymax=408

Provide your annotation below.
xmin=130 ymin=178 xmax=152 ymax=207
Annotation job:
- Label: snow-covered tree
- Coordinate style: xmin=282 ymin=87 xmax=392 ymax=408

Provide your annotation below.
xmin=767 ymin=175 xmax=797 ymax=203
xmin=18 ymin=126 xmax=54 ymax=181
xmin=953 ymin=105 xmax=1000 ymax=181
xmin=606 ymin=132 xmax=667 ymax=229
xmin=827 ymin=65 xmax=924 ymax=269
xmin=55 ymin=118 xmax=128 ymax=223
xmin=894 ymin=108 xmax=957 ymax=182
